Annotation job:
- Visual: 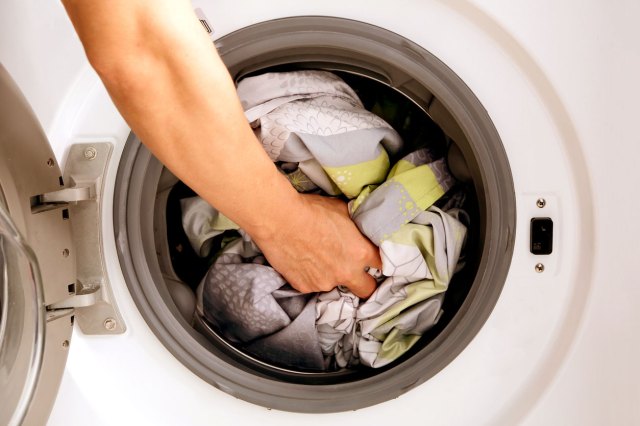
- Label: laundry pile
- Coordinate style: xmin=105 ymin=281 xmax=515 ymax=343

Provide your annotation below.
xmin=183 ymin=71 xmax=468 ymax=370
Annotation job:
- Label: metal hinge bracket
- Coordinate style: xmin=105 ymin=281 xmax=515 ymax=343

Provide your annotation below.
xmin=42 ymin=143 xmax=125 ymax=335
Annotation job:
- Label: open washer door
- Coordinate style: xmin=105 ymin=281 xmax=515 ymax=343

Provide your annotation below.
xmin=0 ymin=64 xmax=83 ymax=426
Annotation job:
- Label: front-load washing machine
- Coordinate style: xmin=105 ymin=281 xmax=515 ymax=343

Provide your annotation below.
xmin=1 ymin=0 xmax=639 ymax=425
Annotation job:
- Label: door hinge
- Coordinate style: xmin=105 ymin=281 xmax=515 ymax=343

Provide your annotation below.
xmin=42 ymin=143 xmax=125 ymax=335
xmin=40 ymin=185 xmax=93 ymax=204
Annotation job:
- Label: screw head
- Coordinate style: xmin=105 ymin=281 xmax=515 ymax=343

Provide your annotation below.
xmin=103 ymin=318 xmax=117 ymax=331
xmin=535 ymin=263 xmax=545 ymax=273
xmin=62 ymin=248 xmax=70 ymax=258
xmin=84 ymin=147 xmax=97 ymax=160
xmin=62 ymin=340 xmax=69 ymax=348
xmin=536 ymin=198 xmax=546 ymax=208
xmin=46 ymin=158 xmax=55 ymax=167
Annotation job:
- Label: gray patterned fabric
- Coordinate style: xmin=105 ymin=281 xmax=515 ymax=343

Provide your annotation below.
xmin=322 ymin=207 xmax=468 ymax=368
xmin=238 ymin=70 xmax=402 ymax=162
xmin=200 ymin=231 xmax=326 ymax=370
xmin=189 ymin=71 xmax=467 ymax=370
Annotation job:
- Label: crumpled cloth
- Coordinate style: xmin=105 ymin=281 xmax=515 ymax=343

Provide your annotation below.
xmin=187 ymin=70 xmax=467 ymax=370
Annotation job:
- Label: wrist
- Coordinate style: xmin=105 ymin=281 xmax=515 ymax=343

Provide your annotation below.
xmin=241 ymin=172 xmax=307 ymax=243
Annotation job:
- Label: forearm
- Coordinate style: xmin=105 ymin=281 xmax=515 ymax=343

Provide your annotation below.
xmin=61 ymin=0 xmax=300 ymax=239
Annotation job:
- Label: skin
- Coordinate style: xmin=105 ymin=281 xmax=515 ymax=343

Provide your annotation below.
xmin=60 ymin=0 xmax=381 ymax=298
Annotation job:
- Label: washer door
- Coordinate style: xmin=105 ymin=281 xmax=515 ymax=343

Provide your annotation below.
xmin=0 ymin=64 xmax=75 ymax=426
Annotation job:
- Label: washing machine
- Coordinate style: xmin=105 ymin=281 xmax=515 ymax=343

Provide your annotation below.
xmin=1 ymin=0 xmax=639 ymax=425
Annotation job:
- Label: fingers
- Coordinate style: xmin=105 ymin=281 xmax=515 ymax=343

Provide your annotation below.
xmin=345 ymin=240 xmax=382 ymax=298
xmin=255 ymin=192 xmax=383 ymax=298
xmin=364 ymin=239 xmax=383 ymax=271
xmin=316 ymin=194 xmax=383 ymax=298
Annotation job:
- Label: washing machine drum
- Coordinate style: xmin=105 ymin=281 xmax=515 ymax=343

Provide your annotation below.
xmin=114 ymin=17 xmax=515 ymax=412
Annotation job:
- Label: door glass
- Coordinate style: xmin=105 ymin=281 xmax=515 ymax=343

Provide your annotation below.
xmin=0 ymin=196 xmax=46 ymax=426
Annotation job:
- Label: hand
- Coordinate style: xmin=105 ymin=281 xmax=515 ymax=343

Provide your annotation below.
xmin=251 ymin=194 xmax=382 ymax=298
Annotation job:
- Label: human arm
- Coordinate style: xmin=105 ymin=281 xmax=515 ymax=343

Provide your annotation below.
xmin=60 ymin=0 xmax=381 ymax=297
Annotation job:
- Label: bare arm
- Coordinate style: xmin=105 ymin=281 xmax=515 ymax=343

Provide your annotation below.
xmin=61 ymin=0 xmax=380 ymax=297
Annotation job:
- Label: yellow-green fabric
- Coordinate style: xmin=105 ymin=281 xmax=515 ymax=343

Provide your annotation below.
xmin=324 ymin=150 xmax=390 ymax=198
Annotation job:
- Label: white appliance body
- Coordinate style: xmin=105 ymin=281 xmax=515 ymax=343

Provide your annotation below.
xmin=1 ymin=0 xmax=638 ymax=424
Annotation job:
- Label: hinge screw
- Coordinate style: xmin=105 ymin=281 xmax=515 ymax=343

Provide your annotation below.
xmin=535 ymin=263 xmax=545 ymax=273
xmin=103 ymin=318 xmax=117 ymax=331
xmin=536 ymin=198 xmax=546 ymax=208
xmin=84 ymin=147 xmax=97 ymax=160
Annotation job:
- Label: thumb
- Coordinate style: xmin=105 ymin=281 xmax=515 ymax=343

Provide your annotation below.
xmin=347 ymin=243 xmax=382 ymax=298
xmin=347 ymin=272 xmax=377 ymax=299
